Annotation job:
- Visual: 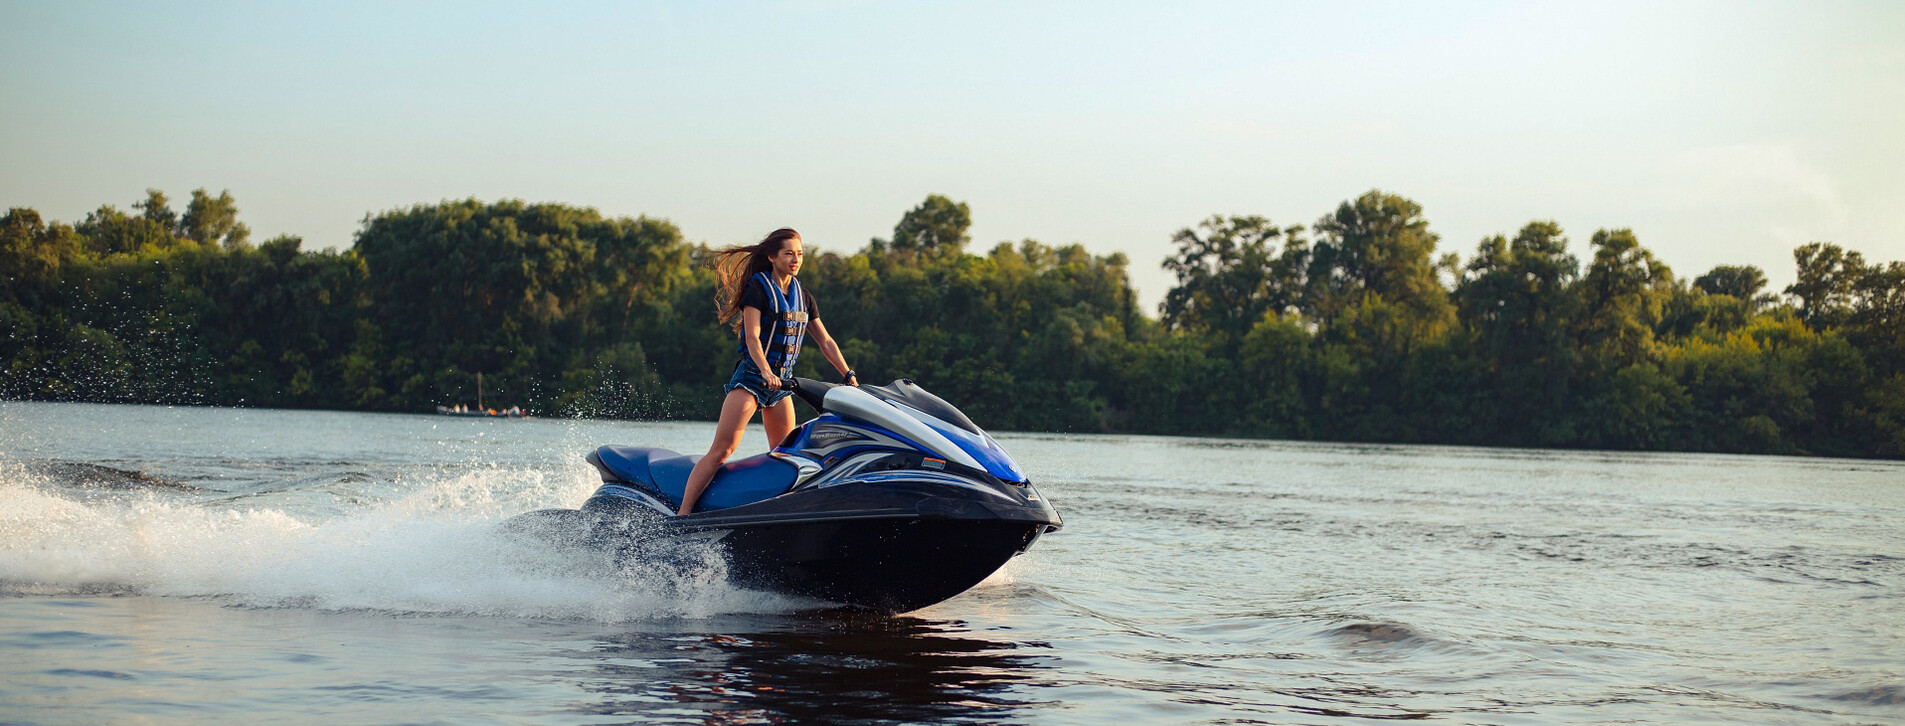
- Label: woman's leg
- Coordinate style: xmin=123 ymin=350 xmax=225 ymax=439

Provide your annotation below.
xmin=678 ymin=389 xmax=759 ymax=515
xmin=760 ymin=397 xmax=797 ymax=449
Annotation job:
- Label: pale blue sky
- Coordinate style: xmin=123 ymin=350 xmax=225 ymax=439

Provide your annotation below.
xmin=4 ymin=1 xmax=1900 ymax=310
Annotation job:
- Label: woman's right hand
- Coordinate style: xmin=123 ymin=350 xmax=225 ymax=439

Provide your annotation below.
xmin=763 ymin=372 xmax=783 ymax=391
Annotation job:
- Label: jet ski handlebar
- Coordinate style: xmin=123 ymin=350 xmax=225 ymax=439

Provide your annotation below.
xmin=783 ymin=376 xmax=837 ymax=412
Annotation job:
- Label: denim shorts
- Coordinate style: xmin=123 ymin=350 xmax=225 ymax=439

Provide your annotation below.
xmin=725 ymin=359 xmax=793 ymax=408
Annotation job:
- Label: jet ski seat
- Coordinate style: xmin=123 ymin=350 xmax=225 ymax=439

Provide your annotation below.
xmin=588 ymin=445 xmax=797 ymax=513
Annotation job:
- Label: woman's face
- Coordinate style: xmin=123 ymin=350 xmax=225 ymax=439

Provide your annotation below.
xmin=772 ymin=236 xmax=804 ymax=277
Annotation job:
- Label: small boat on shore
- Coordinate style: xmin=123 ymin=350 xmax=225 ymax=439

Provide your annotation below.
xmin=435 ymin=372 xmax=528 ymax=418
xmin=434 ymin=405 xmax=527 ymax=418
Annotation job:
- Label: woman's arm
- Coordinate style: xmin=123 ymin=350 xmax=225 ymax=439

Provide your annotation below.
xmin=741 ymin=307 xmax=782 ymax=389
xmin=809 ymin=318 xmax=856 ymax=386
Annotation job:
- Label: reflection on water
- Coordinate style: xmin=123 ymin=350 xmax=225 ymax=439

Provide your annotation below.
xmin=574 ymin=615 xmax=1050 ymax=725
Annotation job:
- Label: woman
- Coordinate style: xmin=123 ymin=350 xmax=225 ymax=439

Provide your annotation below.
xmin=677 ymin=228 xmax=857 ymax=515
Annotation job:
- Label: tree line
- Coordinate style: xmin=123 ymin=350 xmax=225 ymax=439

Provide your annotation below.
xmin=3 ymin=189 xmax=1901 ymax=458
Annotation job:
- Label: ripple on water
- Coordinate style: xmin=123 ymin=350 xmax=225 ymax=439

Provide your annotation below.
xmin=1822 ymin=684 xmax=1905 ymax=706
xmin=6 ymin=629 xmax=132 ymax=650
xmin=43 ymin=668 xmax=136 ymax=680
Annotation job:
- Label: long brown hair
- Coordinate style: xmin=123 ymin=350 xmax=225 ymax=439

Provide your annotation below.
xmin=713 ymin=228 xmax=800 ymax=333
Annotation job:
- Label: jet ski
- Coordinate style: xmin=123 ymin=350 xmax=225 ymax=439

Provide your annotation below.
xmin=504 ymin=377 xmax=1062 ymax=613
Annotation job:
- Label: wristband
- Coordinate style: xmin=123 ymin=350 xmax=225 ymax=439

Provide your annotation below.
xmin=843 ymin=370 xmax=857 ymax=382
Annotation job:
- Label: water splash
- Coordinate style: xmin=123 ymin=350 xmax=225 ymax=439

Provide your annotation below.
xmin=0 ymin=463 xmax=796 ymax=621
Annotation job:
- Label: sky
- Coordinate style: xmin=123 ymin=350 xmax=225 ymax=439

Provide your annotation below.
xmin=3 ymin=0 xmax=1901 ymax=311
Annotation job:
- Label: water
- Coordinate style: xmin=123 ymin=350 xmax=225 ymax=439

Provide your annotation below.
xmin=2 ymin=401 xmax=1901 ymax=724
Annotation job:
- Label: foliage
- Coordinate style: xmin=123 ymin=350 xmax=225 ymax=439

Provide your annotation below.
xmin=878 ymin=194 xmax=972 ymax=255
xmin=4 ymin=189 xmax=1902 ymax=459
xmin=1159 ymin=215 xmax=1307 ymax=340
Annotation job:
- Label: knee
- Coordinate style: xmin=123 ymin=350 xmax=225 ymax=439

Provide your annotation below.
xmin=705 ymin=436 xmax=742 ymax=460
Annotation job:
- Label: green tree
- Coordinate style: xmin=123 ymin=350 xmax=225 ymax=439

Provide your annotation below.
xmin=134 ymin=189 xmax=178 ymax=230
xmin=1159 ymin=215 xmax=1308 ymax=339
xmin=1307 ymin=190 xmax=1452 ymax=331
xmin=1693 ymin=263 xmax=1768 ymax=302
xmin=1455 ymin=220 xmax=1580 ymax=443
xmin=351 ymin=199 xmax=692 ymax=411
xmin=1574 ymin=228 xmax=1673 ymax=367
xmin=180 ymin=188 xmax=251 ymax=250
xmin=1457 ymin=221 xmax=1578 ymax=359
xmin=2 ymin=208 xmax=85 ymax=299
xmin=888 ymin=194 xmax=972 ymax=253
xmin=76 ymin=203 xmax=181 ymax=256
xmin=1846 ymin=259 xmax=1905 ymax=378
xmin=1787 ymin=242 xmax=1864 ymax=330
xmin=1299 ymin=191 xmax=1456 ymax=440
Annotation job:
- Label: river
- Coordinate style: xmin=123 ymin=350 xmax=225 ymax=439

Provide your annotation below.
xmin=2 ymin=401 xmax=1901 ymax=724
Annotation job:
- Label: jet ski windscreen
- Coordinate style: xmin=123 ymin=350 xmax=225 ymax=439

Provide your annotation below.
xmin=861 ymin=380 xmax=981 ymax=435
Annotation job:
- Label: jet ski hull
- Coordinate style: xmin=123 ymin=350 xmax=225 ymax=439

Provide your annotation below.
xmin=580 ymin=478 xmax=1057 ymax=613
xmin=504 ymin=504 xmax=1052 ymax=613
xmin=711 ymin=515 xmax=1047 ymax=613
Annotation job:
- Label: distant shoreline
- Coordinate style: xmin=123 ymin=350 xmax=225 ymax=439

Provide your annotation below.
xmin=5 ymin=193 xmax=1900 ymax=460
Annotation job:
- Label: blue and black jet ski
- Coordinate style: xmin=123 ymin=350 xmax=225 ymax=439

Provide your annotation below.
xmin=504 ymin=377 xmax=1062 ymax=613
